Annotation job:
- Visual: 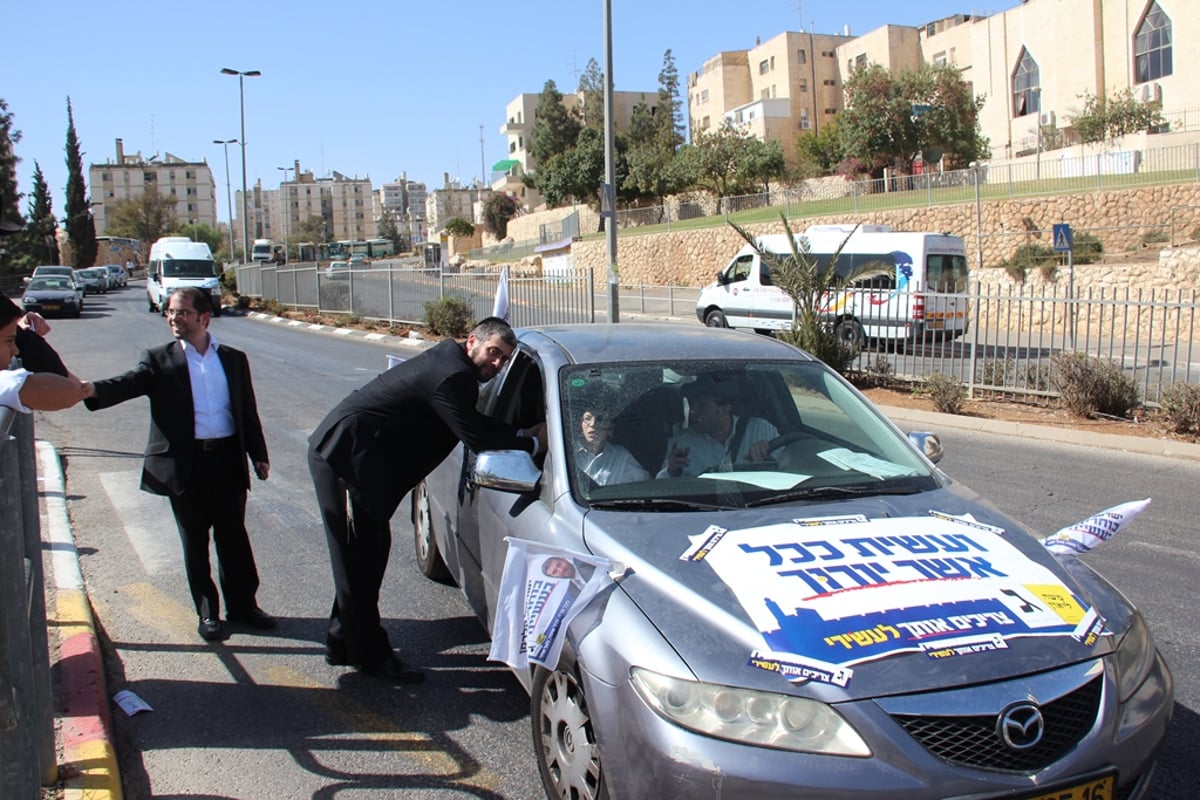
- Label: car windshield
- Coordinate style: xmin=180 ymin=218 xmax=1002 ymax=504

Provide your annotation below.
xmin=560 ymin=359 xmax=938 ymax=509
xmin=29 ymin=278 xmax=70 ymax=291
xmin=162 ymin=259 xmax=216 ymax=278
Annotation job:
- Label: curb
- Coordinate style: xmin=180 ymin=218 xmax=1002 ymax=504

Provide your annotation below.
xmin=38 ymin=440 xmax=123 ymax=800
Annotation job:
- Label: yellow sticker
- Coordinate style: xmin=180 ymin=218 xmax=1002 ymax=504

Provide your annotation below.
xmin=1027 ymin=584 xmax=1086 ymax=623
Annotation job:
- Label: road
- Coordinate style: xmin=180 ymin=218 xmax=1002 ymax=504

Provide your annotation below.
xmin=32 ymin=283 xmax=1199 ymax=798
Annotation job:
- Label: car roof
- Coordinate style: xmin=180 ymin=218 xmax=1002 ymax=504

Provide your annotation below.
xmin=518 ymin=323 xmax=815 ymax=365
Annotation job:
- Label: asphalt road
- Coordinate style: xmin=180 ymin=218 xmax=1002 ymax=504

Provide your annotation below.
xmin=30 ymin=282 xmax=1200 ymax=799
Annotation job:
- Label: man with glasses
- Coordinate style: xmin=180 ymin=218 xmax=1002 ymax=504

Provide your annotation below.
xmin=308 ymin=316 xmax=545 ymax=684
xmin=83 ymin=287 xmax=273 ymax=643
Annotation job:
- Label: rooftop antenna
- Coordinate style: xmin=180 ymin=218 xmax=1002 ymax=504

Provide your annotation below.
xmin=479 ymin=124 xmax=487 ymax=192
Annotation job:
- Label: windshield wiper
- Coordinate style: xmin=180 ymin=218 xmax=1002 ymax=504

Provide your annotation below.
xmin=588 ymin=497 xmax=735 ymax=511
xmin=745 ymin=481 xmax=925 ymax=507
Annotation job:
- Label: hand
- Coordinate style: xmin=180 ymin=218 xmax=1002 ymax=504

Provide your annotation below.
xmin=746 ymin=440 xmax=772 ymax=462
xmin=80 ymin=380 xmax=95 ymax=400
xmin=666 ymin=445 xmax=690 ymax=477
xmin=528 ymin=421 xmax=548 ymax=454
xmin=20 ymin=312 xmax=51 ymax=336
xmin=253 ymin=461 xmax=270 ymax=480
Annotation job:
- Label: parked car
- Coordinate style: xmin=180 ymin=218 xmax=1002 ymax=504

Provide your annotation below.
xmin=75 ymin=267 xmax=109 ymax=294
xmin=323 ymin=260 xmax=351 ymax=280
xmin=102 ymin=263 xmax=128 ymax=288
xmin=413 ymin=323 xmax=1173 ymax=800
xmin=29 ymin=266 xmax=84 ymax=303
xmin=22 ymin=276 xmax=83 ymax=318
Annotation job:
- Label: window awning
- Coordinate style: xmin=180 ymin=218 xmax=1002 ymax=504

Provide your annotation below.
xmin=491 ymin=158 xmax=520 ymax=172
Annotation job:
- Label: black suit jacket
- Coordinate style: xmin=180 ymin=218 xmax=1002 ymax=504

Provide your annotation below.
xmin=309 ymin=337 xmax=532 ymax=521
xmin=84 ymin=339 xmax=269 ymax=497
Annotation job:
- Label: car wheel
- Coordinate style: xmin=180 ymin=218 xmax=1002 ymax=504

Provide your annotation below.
xmin=532 ymin=661 xmax=608 ymax=800
xmin=411 ymin=481 xmax=453 ymax=584
xmin=704 ymin=308 xmax=727 ymax=328
xmin=834 ymin=318 xmax=864 ymax=349
xmin=73 ymin=306 xmax=82 ymax=319
xmin=148 ymin=297 xmax=156 ymax=313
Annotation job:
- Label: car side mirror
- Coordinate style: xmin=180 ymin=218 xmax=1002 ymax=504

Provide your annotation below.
xmin=472 ymin=450 xmax=541 ymax=493
xmin=907 ymin=431 xmax=943 ymax=464
xmin=716 ymin=271 xmax=727 ymax=285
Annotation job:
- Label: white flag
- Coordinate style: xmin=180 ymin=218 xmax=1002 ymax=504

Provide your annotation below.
xmin=1042 ymin=498 xmax=1151 ymax=555
xmin=489 ymin=538 xmax=613 ymax=686
xmin=492 ymin=266 xmax=510 ymax=322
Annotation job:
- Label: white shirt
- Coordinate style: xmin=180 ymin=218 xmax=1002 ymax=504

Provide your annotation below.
xmin=181 ymin=335 xmax=235 ymax=439
xmin=657 ymin=415 xmax=779 ymax=478
xmin=0 ymin=368 xmax=32 ymax=413
xmin=573 ymin=440 xmax=649 ymax=486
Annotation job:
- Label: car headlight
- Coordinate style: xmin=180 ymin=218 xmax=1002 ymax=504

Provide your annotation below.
xmin=630 ymin=667 xmax=870 ymax=756
xmin=1114 ymin=612 xmax=1155 ymax=702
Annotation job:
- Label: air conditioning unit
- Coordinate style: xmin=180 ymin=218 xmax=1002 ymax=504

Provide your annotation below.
xmin=1140 ymin=83 xmax=1162 ymax=104
xmin=1039 ymin=110 xmax=1056 ymax=128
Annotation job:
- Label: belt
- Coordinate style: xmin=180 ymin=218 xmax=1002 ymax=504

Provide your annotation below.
xmin=196 ymin=436 xmax=235 ymax=452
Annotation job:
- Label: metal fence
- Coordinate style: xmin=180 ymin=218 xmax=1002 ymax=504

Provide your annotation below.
xmin=237 ymin=263 xmax=597 ymax=328
xmin=608 ymin=140 xmax=1200 ymax=233
xmin=0 ymin=406 xmax=56 ymax=797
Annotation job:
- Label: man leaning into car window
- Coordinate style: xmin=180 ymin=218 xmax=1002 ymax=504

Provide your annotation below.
xmin=572 ymin=385 xmax=648 ymax=486
xmin=657 ymin=377 xmax=778 ymax=478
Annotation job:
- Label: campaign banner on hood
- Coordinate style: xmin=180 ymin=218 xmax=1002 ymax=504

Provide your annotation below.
xmin=681 ymin=512 xmax=1101 ymax=686
xmin=489 ymin=538 xmax=614 ymax=681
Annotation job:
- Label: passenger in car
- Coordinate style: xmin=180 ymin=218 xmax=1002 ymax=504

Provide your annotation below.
xmin=657 ymin=376 xmax=778 ymax=478
xmin=571 ymin=385 xmax=648 ymax=486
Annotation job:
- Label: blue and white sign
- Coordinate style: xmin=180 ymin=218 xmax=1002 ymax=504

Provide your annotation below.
xmin=681 ymin=512 xmax=1101 ymax=687
xmin=1053 ymin=223 xmax=1073 ymax=252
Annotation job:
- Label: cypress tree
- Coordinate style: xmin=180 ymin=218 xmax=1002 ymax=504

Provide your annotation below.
xmin=63 ymin=97 xmax=97 ymax=268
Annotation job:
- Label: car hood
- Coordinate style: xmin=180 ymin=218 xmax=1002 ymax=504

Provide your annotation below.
xmin=25 ymin=290 xmax=77 ymax=300
xmin=581 ymin=483 xmax=1125 ymax=701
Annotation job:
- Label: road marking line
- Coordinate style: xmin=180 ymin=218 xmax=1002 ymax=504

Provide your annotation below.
xmin=99 ymin=471 xmax=179 ymax=574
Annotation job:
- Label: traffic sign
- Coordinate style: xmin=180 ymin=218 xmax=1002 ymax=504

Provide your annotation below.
xmin=1052 ymin=223 xmax=1073 ymax=252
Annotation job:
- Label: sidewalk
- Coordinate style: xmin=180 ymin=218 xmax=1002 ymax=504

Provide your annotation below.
xmin=40 ymin=314 xmax=1200 ymax=799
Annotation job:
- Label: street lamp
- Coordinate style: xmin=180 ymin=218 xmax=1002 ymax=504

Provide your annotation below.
xmin=213 ymin=138 xmax=237 ymax=259
xmin=220 ymin=67 xmax=261 ymax=264
xmin=277 ymin=166 xmax=293 ymax=262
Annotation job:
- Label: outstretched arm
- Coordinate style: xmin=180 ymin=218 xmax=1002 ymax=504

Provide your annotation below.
xmin=20 ymin=373 xmax=92 ymax=411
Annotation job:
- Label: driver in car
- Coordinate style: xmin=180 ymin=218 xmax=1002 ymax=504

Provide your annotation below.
xmin=657 ymin=377 xmax=778 ymax=478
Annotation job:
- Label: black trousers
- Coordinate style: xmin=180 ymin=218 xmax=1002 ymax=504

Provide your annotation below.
xmin=168 ymin=440 xmax=260 ymax=621
xmin=307 ymin=446 xmax=394 ymax=666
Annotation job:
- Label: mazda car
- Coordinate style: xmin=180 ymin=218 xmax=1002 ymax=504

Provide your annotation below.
xmin=412 ymin=323 xmax=1173 ymax=800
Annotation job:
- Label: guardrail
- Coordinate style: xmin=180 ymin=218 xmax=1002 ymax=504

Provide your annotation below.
xmin=0 ymin=404 xmax=56 ymax=796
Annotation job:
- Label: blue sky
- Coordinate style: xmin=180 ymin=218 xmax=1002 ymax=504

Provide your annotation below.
xmin=4 ymin=0 xmax=993 ymax=225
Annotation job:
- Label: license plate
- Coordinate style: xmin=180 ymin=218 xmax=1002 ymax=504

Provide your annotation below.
xmin=1027 ymin=774 xmax=1115 ymax=800
xmin=43 ymin=304 xmax=60 ymax=311
xmin=927 ymin=320 xmax=944 ymax=329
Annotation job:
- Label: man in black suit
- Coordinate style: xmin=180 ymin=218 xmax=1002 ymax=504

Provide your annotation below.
xmin=308 ymin=317 xmax=545 ymax=683
xmin=84 ymin=287 xmax=273 ymax=642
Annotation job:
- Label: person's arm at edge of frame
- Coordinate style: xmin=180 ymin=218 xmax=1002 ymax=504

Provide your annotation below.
xmin=237 ymin=353 xmax=270 ymax=481
xmin=19 ymin=372 xmax=93 ymax=411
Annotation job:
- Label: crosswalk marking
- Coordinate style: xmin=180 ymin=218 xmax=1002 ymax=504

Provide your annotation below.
xmin=99 ymin=471 xmax=180 ymax=575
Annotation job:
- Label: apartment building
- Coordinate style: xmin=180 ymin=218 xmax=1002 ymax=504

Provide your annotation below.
xmin=89 ymin=139 xmax=217 ymax=234
xmin=692 ymin=0 xmax=1195 ymax=168
xmin=426 ymin=173 xmax=489 ymax=235
xmin=495 ymin=88 xmax=660 ymax=211
xmin=688 ymin=31 xmax=852 ymax=161
xmin=240 ymin=163 xmax=376 ymax=249
xmin=379 ymin=174 xmax=428 ymax=244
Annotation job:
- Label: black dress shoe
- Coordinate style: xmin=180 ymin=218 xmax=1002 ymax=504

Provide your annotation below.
xmin=359 ymin=654 xmax=426 ymax=684
xmin=197 ymin=618 xmax=227 ymax=641
xmin=226 ymin=606 xmax=277 ymax=629
xmin=324 ymin=648 xmax=352 ymax=667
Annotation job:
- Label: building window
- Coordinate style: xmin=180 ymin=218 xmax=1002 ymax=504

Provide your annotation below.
xmin=702 ymin=115 xmax=711 ymax=129
xmin=101 ymin=172 xmax=110 ymax=181
xmin=797 ymin=49 xmax=807 ymax=64
xmin=799 ymin=78 xmax=808 ymax=92
xmin=825 ymin=108 xmax=838 ymax=115
xmin=933 ymin=51 xmax=947 ymax=67
xmin=800 ymin=109 xmax=810 ymax=130
xmin=1134 ymin=1 xmax=1172 ymax=83
xmin=1011 ymin=48 xmax=1040 ymax=117
xmin=700 ymin=89 xmax=709 ymax=103
xmin=823 ymin=79 xmax=837 ymax=86
xmin=759 ymin=59 xmax=770 ymax=74
xmin=761 ymin=88 xmax=771 ymax=100
xmin=928 ymin=22 xmax=937 ymax=37
xmin=822 ymin=50 xmax=835 ymax=58
xmin=854 ymin=53 xmax=867 ymax=70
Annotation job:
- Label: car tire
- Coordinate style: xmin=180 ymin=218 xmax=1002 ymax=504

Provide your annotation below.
xmin=411 ymin=481 xmax=454 ymax=584
xmin=148 ymin=297 xmax=156 ymax=313
xmin=704 ymin=309 xmax=727 ymax=328
xmin=834 ymin=318 xmax=864 ymax=349
xmin=532 ymin=659 xmax=608 ymax=800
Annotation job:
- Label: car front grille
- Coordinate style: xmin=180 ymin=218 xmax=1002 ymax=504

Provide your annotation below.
xmin=891 ymin=676 xmax=1102 ymax=772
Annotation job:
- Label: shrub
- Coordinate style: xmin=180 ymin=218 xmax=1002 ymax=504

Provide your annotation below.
xmin=976 ymin=357 xmax=1012 ymax=388
xmin=1140 ymin=230 xmax=1168 ymax=246
xmin=220 ymin=267 xmax=239 ymax=293
xmin=259 ymin=298 xmax=286 ymax=317
xmin=424 ymin=295 xmax=474 ymax=337
xmin=1159 ymin=382 xmax=1200 ymax=435
xmin=1071 ymin=231 xmax=1104 ymax=264
xmin=1050 ymin=352 xmax=1139 ymax=418
xmin=444 ymin=217 xmax=475 ymax=237
xmin=1190 ymin=225 xmax=1200 ymax=242
xmin=861 ymin=356 xmax=894 ymax=388
xmin=922 ymin=373 xmax=966 ymax=414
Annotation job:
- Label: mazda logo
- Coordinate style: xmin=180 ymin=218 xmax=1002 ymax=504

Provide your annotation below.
xmin=997 ymin=702 xmax=1045 ymax=750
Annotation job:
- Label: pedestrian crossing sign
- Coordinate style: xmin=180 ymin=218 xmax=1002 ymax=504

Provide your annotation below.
xmin=1052 ymin=223 xmax=1073 ymax=252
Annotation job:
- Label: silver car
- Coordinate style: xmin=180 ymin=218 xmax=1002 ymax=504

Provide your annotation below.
xmin=413 ymin=324 xmax=1172 ymax=800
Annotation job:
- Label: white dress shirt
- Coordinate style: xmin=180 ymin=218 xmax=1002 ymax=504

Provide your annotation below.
xmin=181 ymin=335 xmax=235 ymax=439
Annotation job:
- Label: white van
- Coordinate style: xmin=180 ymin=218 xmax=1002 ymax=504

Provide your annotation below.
xmin=695 ymin=224 xmax=970 ymax=344
xmin=146 ymin=237 xmax=223 ymax=316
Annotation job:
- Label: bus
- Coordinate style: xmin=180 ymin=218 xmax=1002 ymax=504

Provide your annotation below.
xmin=329 ymin=239 xmax=396 ymax=259
xmin=695 ymin=224 xmax=971 ymax=344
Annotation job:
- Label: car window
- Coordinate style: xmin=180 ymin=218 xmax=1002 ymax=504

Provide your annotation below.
xmin=559 ymin=359 xmax=938 ymax=508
